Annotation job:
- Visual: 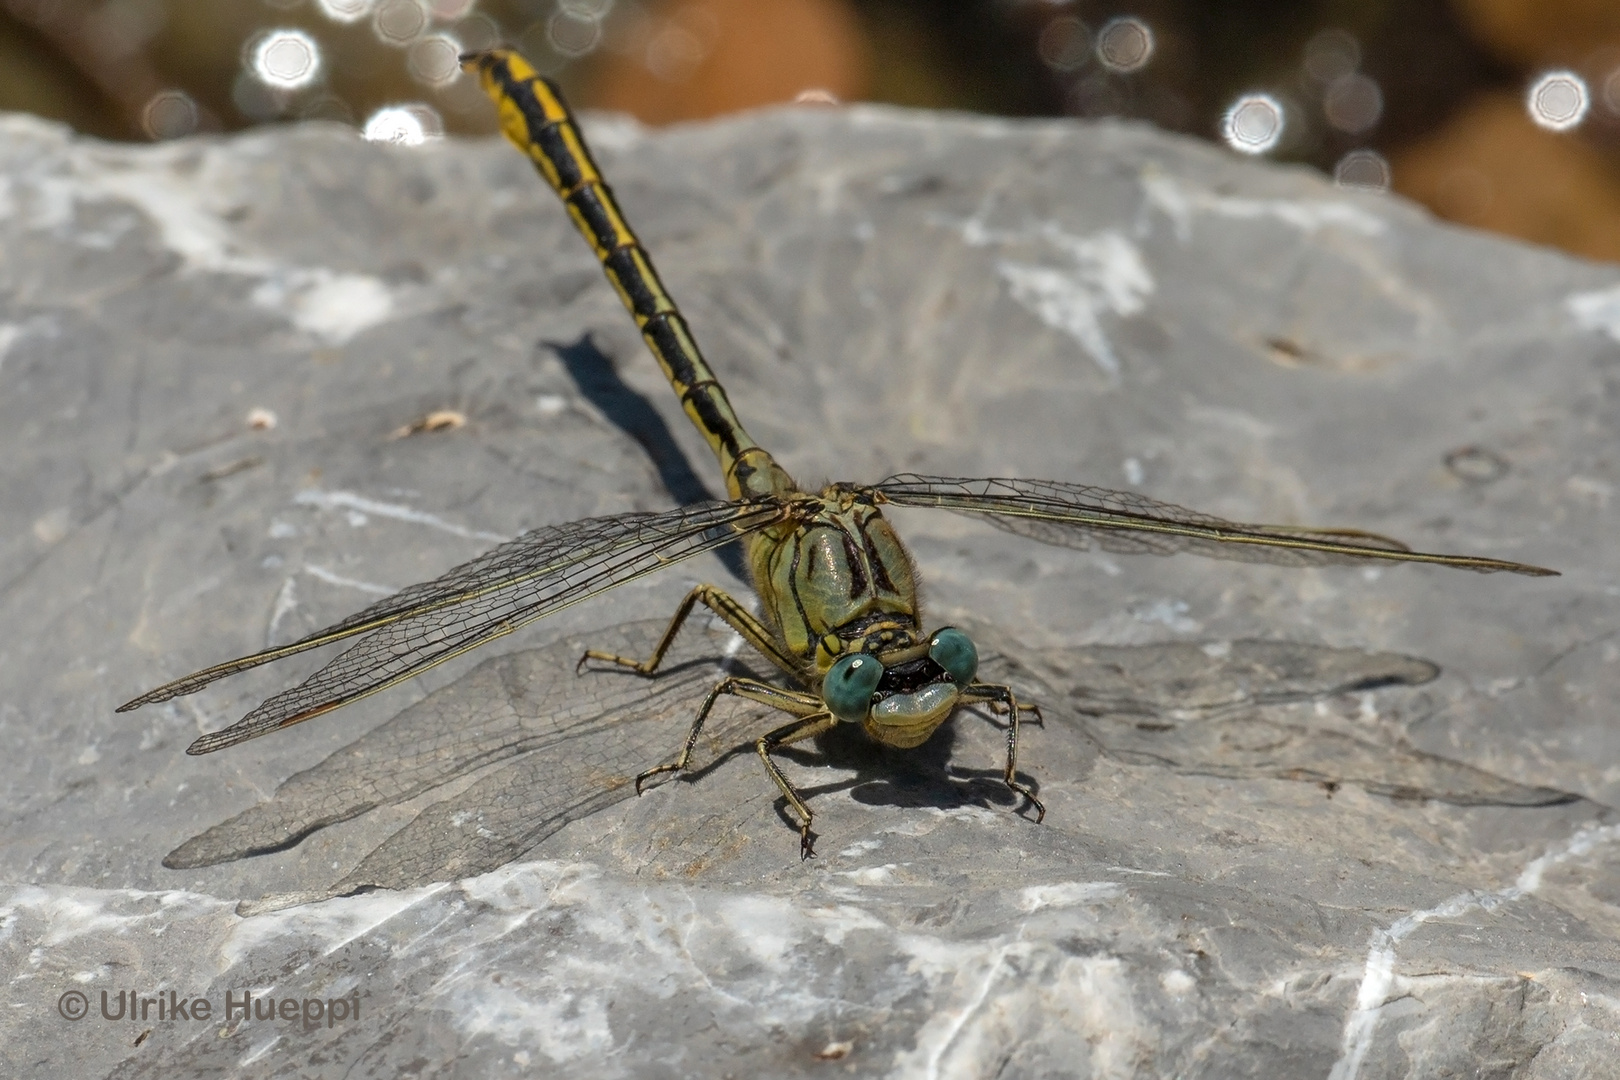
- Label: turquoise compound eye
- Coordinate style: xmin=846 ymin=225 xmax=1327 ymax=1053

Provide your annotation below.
xmin=928 ymin=627 xmax=977 ymax=686
xmin=824 ymin=653 xmax=882 ymax=722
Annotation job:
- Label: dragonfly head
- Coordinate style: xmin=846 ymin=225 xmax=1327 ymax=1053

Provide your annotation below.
xmin=818 ymin=626 xmax=979 ymax=749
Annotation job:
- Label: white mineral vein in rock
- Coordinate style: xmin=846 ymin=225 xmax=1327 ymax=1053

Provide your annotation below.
xmin=1566 ymin=283 xmax=1620 ymax=343
xmin=0 ymin=116 xmax=394 ymax=345
xmin=0 ymin=322 xmax=20 ymax=372
xmin=1016 ymin=881 xmax=1124 ymax=911
xmin=292 ymin=489 xmax=508 ymax=543
xmin=955 ymin=210 xmax=1153 ymax=377
xmin=302 ymin=563 xmax=396 ymax=597
xmin=1141 ymin=171 xmax=1386 ymax=243
xmin=1329 ymin=820 xmax=1620 ymax=1080
xmin=266 ymin=576 xmax=299 ymax=644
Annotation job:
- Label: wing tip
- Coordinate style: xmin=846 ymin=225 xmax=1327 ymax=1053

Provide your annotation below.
xmin=1468 ymin=556 xmax=1558 ymax=577
xmin=118 ymin=681 xmax=202 ymax=712
xmin=118 ymin=686 xmax=180 ymax=712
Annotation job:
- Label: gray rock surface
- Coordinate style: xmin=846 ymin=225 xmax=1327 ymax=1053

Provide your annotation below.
xmin=1 ymin=100 xmax=1617 ymax=1077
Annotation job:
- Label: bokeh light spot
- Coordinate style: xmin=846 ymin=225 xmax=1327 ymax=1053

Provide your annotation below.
xmin=141 ymin=90 xmax=198 ymax=140
xmin=1222 ymin=93 xmax=1285 ymax=154
xmin=374 ymin=0 xmax=428 ymax=46
xmin=363 ymin=103 xmax=442 ymax=144
xmin=559 ymin=0 xmax=614 ymax=15
xmin=252 ymin=29 xmax=322 ymax=90
xmin=645 ymin=24 xmax=706 ymax=83
xmin=455 ymin=12 xmax=500 ymax=52
xmin=88 ymin=0 xmax=168 ymax=55
xmin=1333 ymin=149 xmax=1390 ymax=192
xmin=316 ymin=0 xmax=374 ymax=23
xmin=298 ymin=94 xmax=357 ymax=124
xmin=1303 ymin=28 xmax=1359 ymax=84
xmin=1324 ymin=73 xmax=1382 ymax=133
xmin=364 ymin=107 xmax=424 ymax=145
xmin=408 ymin=33 xmax=462 ymax=86
xmin=548 ymin=10 xmax=602 ymax=58
xmin=1096 ymin=17 xmax=1153 ymax=74
xmin=232 ymin=71 xmax=283 ymax=121
xmin=1067 ymin=73 xmax=1124 ymax=117
xmin=1038 ymin=16 xmax=1090 ymax=73
xmin=1527 ymin=71 xmax=1589 ymax=132
xmin=428 ymin=0 xmax=476 ymax=19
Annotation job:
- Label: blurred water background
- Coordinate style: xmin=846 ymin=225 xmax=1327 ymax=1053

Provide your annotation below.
xmin=3 ymin=0 xmax=1617 ymax=260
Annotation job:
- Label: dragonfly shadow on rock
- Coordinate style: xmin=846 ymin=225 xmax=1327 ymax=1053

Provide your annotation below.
xmin=1018 ymin=637 xmax=1589 ymax=809
xmin=165 ymin=623 xmax=1597 ymax=908
xmin=548 ymin=333 xmax=748 ymax=584
xmin=159 ymin=618 xmax=1078 ymax=901
xmin=161 ymin=620 xmax=764 ymax=888
xmin=780 ymin=709 xmax=1021 ymax=820
xmin=159 ymin=618 xmax=1594 ymax=908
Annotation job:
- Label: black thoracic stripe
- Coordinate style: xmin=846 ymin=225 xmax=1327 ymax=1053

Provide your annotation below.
xmin=766 ymin=526 xmax=792 ymax=597
xmin=786 ymin=530 xmax=814 ymax=638
xmin=840 ymin=529 xmax=869 ymax=601
xmin=860 ymin=515 xmax=899 ymax=594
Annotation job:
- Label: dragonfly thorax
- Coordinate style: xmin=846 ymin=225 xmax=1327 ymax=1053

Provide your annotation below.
xmin=750 ymin=490 xmax=921 ymax=671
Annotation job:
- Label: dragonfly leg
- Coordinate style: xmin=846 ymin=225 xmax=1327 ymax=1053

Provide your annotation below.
xmin=578 ymin=584 xmax=798 ymax=677
xmin=635 ymin=676 xmax=822 ymax=794
xmin=960 ymin=683 xmax=1045 ymax=823
xmin=757 ymin=712 xmax=840 ymax=860
xmin=982 ymin=698 xmax=1046 ymax=727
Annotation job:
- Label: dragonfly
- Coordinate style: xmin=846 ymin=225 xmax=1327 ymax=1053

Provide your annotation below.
xmin=119 ymin=49 xmax=1557 ymax=858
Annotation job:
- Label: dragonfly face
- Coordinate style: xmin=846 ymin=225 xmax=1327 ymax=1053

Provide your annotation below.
xmin=821 ymin=626 xmax=981 ymax=749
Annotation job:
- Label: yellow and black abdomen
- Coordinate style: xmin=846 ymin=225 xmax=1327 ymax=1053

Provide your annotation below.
xmin=464 ymin=49 xmax=793 ymax=502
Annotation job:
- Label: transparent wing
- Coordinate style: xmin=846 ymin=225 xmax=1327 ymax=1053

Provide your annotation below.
xmin=120 ymin=498 xmax=789 ymax=752
xmin=161 ymin=619 xmax=779 ymax=882
xmin=872 ymin=474 xmax=1556 ymax=576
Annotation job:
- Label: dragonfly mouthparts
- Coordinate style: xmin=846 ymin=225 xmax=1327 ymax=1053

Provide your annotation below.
xmin=873 ymin=653 xmax=952 ymax=699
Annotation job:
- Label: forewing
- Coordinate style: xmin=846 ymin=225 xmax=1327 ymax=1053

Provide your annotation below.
xmin=122 ymin=499 xmax=786 ymax=749
xmin=873 ymin=474 xmax=1555 ymax=576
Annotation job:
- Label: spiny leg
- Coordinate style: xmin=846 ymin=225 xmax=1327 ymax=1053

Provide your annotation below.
xmin=577 ymin=583 xmax=799 ymax=677
xmin=961 ymin=683 xmax=1046 ymax=822
xmin=984 ymin=698 xmax=1045 ymax=728
xmin=757 ymin=712 xmax=840 ymax=859
xmin=635 ymin=676 xmax=823 ymax=793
